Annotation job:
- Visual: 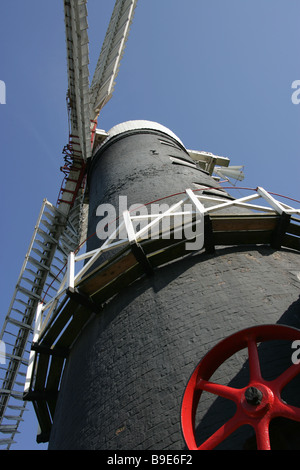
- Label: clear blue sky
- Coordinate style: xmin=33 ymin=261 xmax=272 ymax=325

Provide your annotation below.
xmin=0 ymin=0 xmax=299 ymax=450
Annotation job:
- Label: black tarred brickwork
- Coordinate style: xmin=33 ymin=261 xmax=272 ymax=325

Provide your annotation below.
xmin=48 ymin=126 xmax=300 ymax=450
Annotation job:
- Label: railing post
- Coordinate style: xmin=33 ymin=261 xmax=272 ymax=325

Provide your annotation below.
xmin=67 ymin=252 xmax=75 ymax=289
xmin=24 ymin=302 xmax=43 ymax=395
xmin=123 ymin=210 xmax=137 ymax=244
xmin=185 ymin=189 xmax=205 ymax=251
xmin=256 ymin=187 xmax=285 ymax=215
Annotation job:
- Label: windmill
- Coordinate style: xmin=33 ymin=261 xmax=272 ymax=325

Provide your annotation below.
xmin=0 ymin=1 xmax=235 ymax=448
xmin=1 ymin=0 xmax=300 ymax=451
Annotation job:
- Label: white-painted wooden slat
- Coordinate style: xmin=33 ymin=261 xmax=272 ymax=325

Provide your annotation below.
xmin=90 ymin=0 xmax=138 ymax=119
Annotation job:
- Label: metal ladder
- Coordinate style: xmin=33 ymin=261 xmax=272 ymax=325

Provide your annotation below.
xmin=0 ymin=196 xmax=86 ymax=449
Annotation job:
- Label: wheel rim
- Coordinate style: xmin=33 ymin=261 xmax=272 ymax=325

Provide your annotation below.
xmin=181 ymin=324 xmax=300 ymax=450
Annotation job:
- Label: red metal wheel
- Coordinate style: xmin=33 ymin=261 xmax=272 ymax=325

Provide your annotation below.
xmin=181 ymin=324 xmax=300 ymax=450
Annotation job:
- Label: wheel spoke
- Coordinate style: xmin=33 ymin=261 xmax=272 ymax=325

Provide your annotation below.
xmin=196 ymin=378 xmax=241 ymax=403
xmin=277 ymin=401 xmax=300 ymax=422
xmin=254 ymin=418 xmax=271 ymax=450
xmin=247 ymin=337 xmax=262 ymax=382
xmin=198 ymin=412 xmax=243 ymax=450
xmin=181 ymin=325 xmax=300 ymax=451
xmin=271 ymin=363 xmax=300 ymax=393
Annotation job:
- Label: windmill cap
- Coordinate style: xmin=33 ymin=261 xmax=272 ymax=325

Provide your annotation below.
xmin=102 ymin=120 xmax=185 ymax=148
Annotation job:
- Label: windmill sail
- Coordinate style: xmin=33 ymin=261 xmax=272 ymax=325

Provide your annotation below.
xmin=64 ymin=0 xmax=91 ymax=162
xmin=89 ymin=0 xmax=138 ymax=121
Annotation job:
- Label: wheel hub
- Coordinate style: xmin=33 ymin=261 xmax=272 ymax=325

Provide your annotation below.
xmin=241 ymin=383 xmax=274 ymax=418
xmin=245 ymin=386 xmax=263 ymax=406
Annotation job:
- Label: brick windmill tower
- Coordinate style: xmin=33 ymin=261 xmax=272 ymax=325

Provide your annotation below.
xmin=1 ymin=0 xmax=300 ymax=451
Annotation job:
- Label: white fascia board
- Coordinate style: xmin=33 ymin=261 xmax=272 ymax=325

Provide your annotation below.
xmin=188 ymin=149 xmax=230 ymax=167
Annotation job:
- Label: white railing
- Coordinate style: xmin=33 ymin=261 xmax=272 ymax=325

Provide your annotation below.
xmin=28 ymin=186 xmax=300 ymax=371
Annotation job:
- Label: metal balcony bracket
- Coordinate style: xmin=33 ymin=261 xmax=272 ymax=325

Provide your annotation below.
xmin=66 ymin=287 xmax=102 ymax=314
xmin=36 ymin=431 xmax=50 ymax=444
xmin=30 ymin=342 xmax=69 ymax=359
xmin=204 ymin=215 xmax=215 ymax=254
xmin=130 ymin=241 xmax=154 ymax=276
xmin=270 ymin=212 xmax=291 ymax=250
xmin=123 ymin=209 xmax=154 ymax=276
xmin=23 ymin=390 xmax=58 ymax=402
